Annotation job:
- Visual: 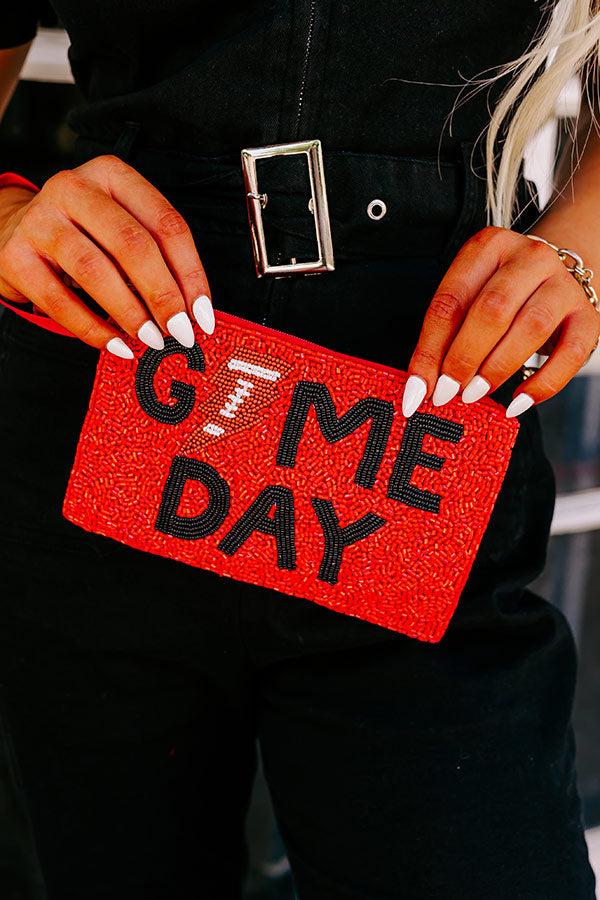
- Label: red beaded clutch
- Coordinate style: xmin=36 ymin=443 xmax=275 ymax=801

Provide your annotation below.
xmin=63 ymin=310 xmax=519 ymax=643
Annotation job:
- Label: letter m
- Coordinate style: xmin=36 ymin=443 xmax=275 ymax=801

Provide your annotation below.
xmin=276 ymin=381 xmax=393 ymax=489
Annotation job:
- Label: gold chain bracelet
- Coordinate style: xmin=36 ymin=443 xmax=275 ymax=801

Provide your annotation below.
xmin=526 ymin=234 xmax=600 ymax=314
xmin=522 ymin=234 xmax=600 ymax=377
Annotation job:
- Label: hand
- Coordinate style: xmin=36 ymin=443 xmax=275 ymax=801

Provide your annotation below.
xmin=0 ymin=155 xmax=215 ymax=358
xmin=401 ymin=226 xmax=600 ymax=418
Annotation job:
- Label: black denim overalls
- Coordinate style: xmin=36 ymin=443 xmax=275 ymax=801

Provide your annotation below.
xmin=0 ymin=1 xmax=596 ymax=897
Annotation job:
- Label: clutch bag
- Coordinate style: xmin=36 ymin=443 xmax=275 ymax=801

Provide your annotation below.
xmin=63 ymin=310 xmax=519 ymax=643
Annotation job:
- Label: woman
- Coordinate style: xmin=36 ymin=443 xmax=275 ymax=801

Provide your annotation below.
xmin=0 ymin=1 xmax=598 ymax=897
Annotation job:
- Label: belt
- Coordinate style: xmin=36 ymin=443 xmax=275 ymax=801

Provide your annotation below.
xmin=74 ymin=134 xmax=478 ymax=269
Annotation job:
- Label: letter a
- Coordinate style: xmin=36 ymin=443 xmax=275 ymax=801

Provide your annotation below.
xmin=218 ymin=486 xmax=296 ymax=570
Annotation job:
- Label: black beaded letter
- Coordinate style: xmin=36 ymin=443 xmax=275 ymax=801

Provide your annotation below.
xmin=276 ymin=381 xmax=393 ymax=489
xmin=387 ymin=413 xmax=463 ymax=514
xmin=218 ymin=486 xmax=296 ymax=570
xmin=156 ymin=457 xmax=230 ymax=539
xmin=135 ymin=338 xmax=205 ymax=425
xmin=311 ymin=498 xmax=385 ymax=585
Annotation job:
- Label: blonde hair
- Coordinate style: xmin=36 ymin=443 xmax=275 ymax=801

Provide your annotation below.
xmin=467 ymin=0 xmax=600 ymax=228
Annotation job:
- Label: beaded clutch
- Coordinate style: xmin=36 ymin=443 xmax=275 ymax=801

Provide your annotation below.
xmin=63 ymin=310 xmax=519 ymax=643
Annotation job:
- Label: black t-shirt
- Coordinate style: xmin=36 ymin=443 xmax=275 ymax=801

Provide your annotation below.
xmin=3 ymin=1 xmax=551 ymax=162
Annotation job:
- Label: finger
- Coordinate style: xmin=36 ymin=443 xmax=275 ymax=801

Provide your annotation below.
xmin=434 ymin=255 xmax=564 ymax=404
xmin=403 ymin=228 xmax=516 ymax=416
xmin=3 ymin=244 xmax=135 ymax=358
xmin=76 ymin=159 xmax=214 ymax=333
xmin=44 ymin=177 xmax=194 ymax=347
xmin=505 ymin=307 xmax=600 ymax=417
xmin=47 ymin=213 xmax=167 ymax=350
xmin=461 ymin=274 xmax=574 ymax=400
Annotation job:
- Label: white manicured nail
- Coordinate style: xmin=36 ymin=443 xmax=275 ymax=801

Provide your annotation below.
xmin=432 ymin=374 xmax=460 ymax=407
xmin=462 ymin=375 xmax=491 ymax=404
xmin=106 ymin=337 xmax=134 ymax=360
xmin=402 ymin=375 xmax=428 ymax=418
xmin=506 ymin=393 xmax=534 ymax=418
xmin=166 ymin=311 xmax=195 ymax=348
xmin=137 ymin=320 xmax=164 ymax=350
xmin=192 ymin=294 xmax=215 ymax=335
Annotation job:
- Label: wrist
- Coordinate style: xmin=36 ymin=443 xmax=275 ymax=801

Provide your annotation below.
xmin=0 ymin=188 xmax=35 ymax=243
xmin=0 ymin=185 xmax=37 ymax=208
xmin=0 ymin=173 xmax=40 ymax=238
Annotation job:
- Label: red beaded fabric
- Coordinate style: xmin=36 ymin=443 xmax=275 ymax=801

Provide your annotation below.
xmin=63 ymin=310 xmax=519 ymax=643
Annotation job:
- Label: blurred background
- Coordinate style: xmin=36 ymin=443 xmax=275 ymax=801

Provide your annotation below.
xmin=0 ymin=5 xmax=598 ymax=898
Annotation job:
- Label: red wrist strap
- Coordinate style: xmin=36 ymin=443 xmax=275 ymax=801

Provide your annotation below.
xmin=0 ymin=171 xmax=41 ymax=194
xmin=0 ymin=172 xmax=76 ymax=338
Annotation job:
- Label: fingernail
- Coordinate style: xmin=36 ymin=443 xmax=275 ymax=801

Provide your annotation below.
xmin=137 ymin=319 xmax=165 ymax=350
xmin=462 ymin=375 xmax=491 ymax=405
xmin=166 ymin=311 xmax=195 ymax=348
xmin=506 ymin=393 xmax=534 ymax=418
xmin=106 ymin=337 xmax=134 ymax=360
xmin=432 ymin=374 xmax=460 ymax=407
xmin=402 ymin=375 xmax=428 ymax=418
xmin=192 ymin=294 xmax=215 ymax=335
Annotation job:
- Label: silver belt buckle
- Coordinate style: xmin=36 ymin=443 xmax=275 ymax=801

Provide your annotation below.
xmin=241 ymin=139 xmax=335 ymax=277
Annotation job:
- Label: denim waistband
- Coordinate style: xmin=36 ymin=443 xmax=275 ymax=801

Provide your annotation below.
xmin=73 ymin=132 xmax=486 ymax=265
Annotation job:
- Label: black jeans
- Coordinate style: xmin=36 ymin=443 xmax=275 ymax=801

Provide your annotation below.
xmin=0 ymin=136 xmax=595 ymax=899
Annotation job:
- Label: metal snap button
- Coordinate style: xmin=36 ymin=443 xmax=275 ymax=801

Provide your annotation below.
xmin=367 ymin=199 xmax=387 ymax=220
